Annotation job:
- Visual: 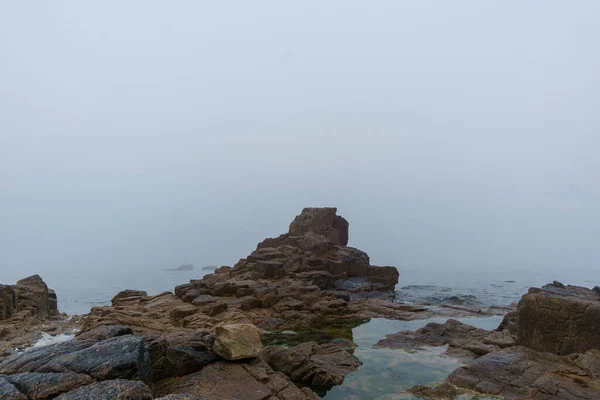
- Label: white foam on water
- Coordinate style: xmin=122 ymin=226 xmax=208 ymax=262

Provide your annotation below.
xmin=28 ymin=332 xmax=76 ymax=350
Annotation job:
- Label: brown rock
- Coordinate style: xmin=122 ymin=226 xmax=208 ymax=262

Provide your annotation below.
xmin=154 ymin=360 xmax=316 ymax=400
xmin=76 ymin=208 xmax=410 ymax=339
xmin=111 ymin=290 xmax=147 ymax=305
xmin=288 ymin=207 xmax=349 ymax=246
xmin=514 ymin=282 xmax=600 ymax=355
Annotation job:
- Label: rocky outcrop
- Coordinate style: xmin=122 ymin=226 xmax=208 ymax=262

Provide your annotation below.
xmin=78 ymin=209 xmax=410 ymax=338
xmin=0 ymin=275 xmax=58 ymax=322
xmin=213 ymin=324 xmax=262 ymax=360
xmin=146 ymin=331 xmax=219 ymax=382
xmin=262 ymin=341 xmax=361 ymax=389
xmin=0 ymin=275 xmax=73 ymax=358
xmin=287 ymin=207 xmax=349 ymax=246
xmin=506 ymin=281 xmax=600 ymax=355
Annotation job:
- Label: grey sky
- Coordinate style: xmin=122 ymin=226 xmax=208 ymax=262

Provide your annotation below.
xmin=1 ymin=1 xmax=599 ymax=280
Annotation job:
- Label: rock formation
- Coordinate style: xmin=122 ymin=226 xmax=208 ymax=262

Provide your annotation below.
xmin=0 ymin=275 xmax=58 ymax=322
xmin=0 ymin=275 xmax=73 ymax=356
xmin=79 ymin=208 xmax=418 ymax=337
xmin=503 ymin=281 xmax=600 ymax=355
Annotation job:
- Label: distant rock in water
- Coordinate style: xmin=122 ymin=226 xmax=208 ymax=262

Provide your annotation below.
xmin=201 ymin=265 xmax=218 ymax=271
xmin=165 ymin=264 xmax=194 ymax=271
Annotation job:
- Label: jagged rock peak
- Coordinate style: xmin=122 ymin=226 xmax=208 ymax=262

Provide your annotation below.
xmin=288 ymin=207 xmax=349 ymax=246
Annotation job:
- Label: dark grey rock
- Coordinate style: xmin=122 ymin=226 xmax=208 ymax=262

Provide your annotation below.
xmin=0 ymin=375 xmax=27 ymax=400
xmin=147 ymin=332 xmax=219 ymax=381
xmin=0 ymin=340 xmax=96 ymax=374
xmin=0 ymin=336 xmax=151 ymax=384
xmin=6 ymin=372 xmax=93 ymax=399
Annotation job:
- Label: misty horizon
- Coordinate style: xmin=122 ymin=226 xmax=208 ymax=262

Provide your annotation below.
xmin=1 ymin=2 xmax=599 ymax=285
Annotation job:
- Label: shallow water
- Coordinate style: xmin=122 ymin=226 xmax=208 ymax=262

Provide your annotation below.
xmin=322 ymin=316 xmax=503 ymax=400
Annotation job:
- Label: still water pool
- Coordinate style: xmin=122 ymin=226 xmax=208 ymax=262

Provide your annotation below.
xmin=322 ymin=316 xmax=503 ymax=400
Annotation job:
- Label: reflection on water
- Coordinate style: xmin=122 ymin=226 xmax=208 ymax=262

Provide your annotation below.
xmin=322 ymin=316 xmax=503 ymax=400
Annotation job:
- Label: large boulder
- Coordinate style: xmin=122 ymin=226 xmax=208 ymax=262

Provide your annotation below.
xmin=213 ymin=324 xmax=262 ymax=360
xmin=0 ymin=275 xmax=58 ymax=321
xmin=509 ymin=282 xmax=600 ymax=355
xmin=147 ymin=331 xmax=219 ymax=381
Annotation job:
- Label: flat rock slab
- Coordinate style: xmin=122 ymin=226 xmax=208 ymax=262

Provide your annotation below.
xmin=54 ymin=380 xmax=153 ymax=400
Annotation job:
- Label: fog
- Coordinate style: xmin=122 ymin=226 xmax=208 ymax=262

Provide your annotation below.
xmin=1 ymin=1 xmax=599 ymax=283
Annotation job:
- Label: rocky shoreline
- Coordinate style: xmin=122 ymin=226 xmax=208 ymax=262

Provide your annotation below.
xmin=1 ymin=208 xmax=598 ymax=399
